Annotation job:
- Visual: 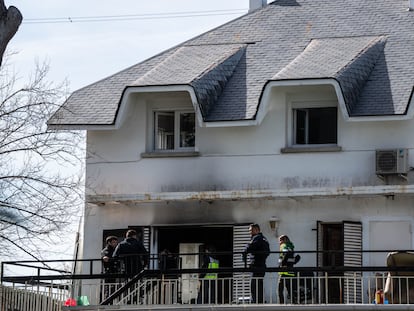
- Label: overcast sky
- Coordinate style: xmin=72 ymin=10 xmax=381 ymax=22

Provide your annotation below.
xmin=8 ymin=0 xmax=249 ymax=92
xmin=1 ymin=1 xmax=254 ymax=263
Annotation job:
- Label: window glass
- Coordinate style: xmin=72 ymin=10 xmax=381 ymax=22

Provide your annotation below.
xmin=154 ymin=110 xmax=195 ymax=151
xmin=180 ymin=112 xmax=195 ymax=148
xmin=294 ymin=107 xmax=337 ymax=145
xmin=295 ymin=109 xmax=307 ymax=144
xmin=155 ymin=112 xmax=174 ymax=150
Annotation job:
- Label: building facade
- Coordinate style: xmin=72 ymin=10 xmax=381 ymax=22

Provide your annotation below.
xmin=48 ymin=0 xmax=414 ymax=303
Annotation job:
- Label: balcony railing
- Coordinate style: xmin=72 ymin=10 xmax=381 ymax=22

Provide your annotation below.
xmin=1 ymin=250 xmax=414 ymax=310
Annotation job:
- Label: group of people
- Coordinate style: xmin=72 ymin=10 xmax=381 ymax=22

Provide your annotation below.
xmin=244 ymin=223 xmax=299 ymax=304
xmin=101 ymin=225 xmax=299 ymax=304
xmin=101 ymin=229 xmax=149 ymax=300
xmin=101 ymin=229 xmax=149 ymax=277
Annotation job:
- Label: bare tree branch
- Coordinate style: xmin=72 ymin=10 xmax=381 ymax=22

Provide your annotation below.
xmin=0 ymin=56 xmax=84 ymax=259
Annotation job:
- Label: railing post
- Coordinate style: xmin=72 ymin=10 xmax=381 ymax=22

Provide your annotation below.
xmin=0 ymin=262 xmax=3 ymax=285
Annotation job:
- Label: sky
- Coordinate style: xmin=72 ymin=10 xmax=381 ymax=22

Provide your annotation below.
xmin=1 ymin=1 xmax=254 ymax=267
xmin=8 ymin=0 xmax=250 ymax=92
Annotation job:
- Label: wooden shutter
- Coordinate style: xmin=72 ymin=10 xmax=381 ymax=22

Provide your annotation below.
xmin=233 ymin=225 xmax=251 ymax=302
xmin=343 ymin=221 xmax=362 ymax=303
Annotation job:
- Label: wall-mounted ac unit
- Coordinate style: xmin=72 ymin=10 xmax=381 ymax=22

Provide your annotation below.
xmin=375 ymin=148 xmax=409 ymax=175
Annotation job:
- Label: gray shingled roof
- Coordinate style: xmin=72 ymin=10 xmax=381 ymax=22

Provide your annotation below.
xmin=273 ymin=36 xmax=387 ymax=114
xmin=132 ymin=44 xmax=247 ymax=117
xmin=48 ymin=0 xmax=414 ymax=127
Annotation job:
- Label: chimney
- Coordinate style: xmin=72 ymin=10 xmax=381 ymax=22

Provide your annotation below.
xmin=410 ymin=0 xmax=414 ymax=11
xmin=249 ymin=0 xmax=267 ymax=13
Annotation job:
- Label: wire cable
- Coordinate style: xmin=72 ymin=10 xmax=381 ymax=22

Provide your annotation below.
xmin=23 ymin=9 xmax=247 ymax=24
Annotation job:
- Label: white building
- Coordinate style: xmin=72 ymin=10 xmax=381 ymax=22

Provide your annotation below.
xmin=48 ymin=0 xmax=414 ymax=303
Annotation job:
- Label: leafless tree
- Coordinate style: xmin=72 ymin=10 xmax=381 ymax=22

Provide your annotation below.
xmin=0 ymin=56 xmax=84 ymax=260
xmin=0 ymin=2 xmax=83 ymax=262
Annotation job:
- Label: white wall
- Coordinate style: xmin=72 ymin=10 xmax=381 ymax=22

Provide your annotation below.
xmin=83 ymin=195 xmax=414 ymax=266
xmin=85 ymin=86 xmax=414 ymax=195
xmin=81 ymin=85 xmax=414 ymax=299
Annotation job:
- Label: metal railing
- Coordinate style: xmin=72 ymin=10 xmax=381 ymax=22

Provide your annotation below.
xmin=0 ymin=283 xmax=66 ymax=311
xmin=2 ymin=250 xmax=414 ymax=308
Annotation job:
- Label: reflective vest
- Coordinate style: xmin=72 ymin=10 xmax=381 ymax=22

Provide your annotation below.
xmin=204 ymin=258 xmax=219 ymax=279
xmin=279 ymin=242 xmax=295 ymax=276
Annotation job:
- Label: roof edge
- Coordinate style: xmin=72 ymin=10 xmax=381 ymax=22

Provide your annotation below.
xmin=258 ymin=78 xmax=413 ymax=124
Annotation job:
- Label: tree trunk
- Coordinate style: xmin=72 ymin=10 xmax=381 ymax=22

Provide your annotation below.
xmin=0 ymin=0 xmax=22 ymax=66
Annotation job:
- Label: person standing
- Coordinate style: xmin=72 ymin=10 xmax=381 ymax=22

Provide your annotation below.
xmin=243 ymin=224 xmax=270 ymax=303
xmin=197 ymin=245 xmax=219 ymax=304
xmin=113 ymin=229 xmax=148 ymax=278
xmin=278 ymin=234 xmax=297 ymax=304
xmin=101 ymin=236 xmax=119 ymax=300
xmin=102 ymin=236 xmax=119 ymax=273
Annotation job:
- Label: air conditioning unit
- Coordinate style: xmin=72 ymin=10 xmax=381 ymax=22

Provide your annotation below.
xmin=375 ymin=148 xmax=409 ymax=175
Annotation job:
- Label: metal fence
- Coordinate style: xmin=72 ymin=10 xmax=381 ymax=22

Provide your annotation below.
xmin=0 ymin=283 xmax=66 ymax=311
xmin=2 ymin=252 xmax=414 ymax=308
xmin=2 ymin=272 xmax=414 ymax=308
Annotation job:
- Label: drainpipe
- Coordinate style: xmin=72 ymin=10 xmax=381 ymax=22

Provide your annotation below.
xmin=249 ymin=0 xmax=267 ymax=12
xmin=410 ymin=0 xmax=414 ymax=11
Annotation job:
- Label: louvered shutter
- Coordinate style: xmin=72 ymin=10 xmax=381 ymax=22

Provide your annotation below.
xmin=143 ymin=227 xmax=150 ymax=252
xmin=316 ymin=221 xmax=324 ymax=268
xmin=343 ymin=221 xmax=362 ymax=303
xmin=316 ymin=221 xmax=324 ymax=303
xmin=233 ymin=225 xmax=251 ymax=302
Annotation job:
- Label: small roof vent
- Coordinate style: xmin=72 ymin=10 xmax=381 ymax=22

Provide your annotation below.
xmin=249 ymin=0 xmax=267 ymax=12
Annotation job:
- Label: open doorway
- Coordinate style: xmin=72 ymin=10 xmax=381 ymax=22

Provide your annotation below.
xmin=157 ymin=225 xmax=234 ymax=303
xmin=157 ymin=225 xmax=233 ymax=269
xmin=317 ymin=221 xmax=362 ymax=303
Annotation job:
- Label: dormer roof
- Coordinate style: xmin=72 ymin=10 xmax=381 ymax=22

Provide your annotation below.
xmin=48 ymin=0 xmax=414 ymax=128
xmin=272 ymin=36 xmax=387 ymax=115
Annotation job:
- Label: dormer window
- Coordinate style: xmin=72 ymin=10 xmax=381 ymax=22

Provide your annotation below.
xmin=293 ymin=107 xmax=337 ymax=145
xmin=282 ymin=98 xmax=341 ymax=153
xmin=154 ymin=110 xmax=195 ymax=151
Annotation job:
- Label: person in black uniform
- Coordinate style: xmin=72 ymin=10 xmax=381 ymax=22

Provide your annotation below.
xmin=113 ymin=229 xmax=148 ymax=277
xmin=101 ymin=236 xmax=119 ymax=300
xmin=243 ymin=223 xmax=270 ymax=303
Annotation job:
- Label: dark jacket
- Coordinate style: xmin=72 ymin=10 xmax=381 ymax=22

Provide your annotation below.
xmin=244 ymin=232 xmax=270 ymax=268
xmin=159 ymin=251 xmax=178 ymax=271
xmin=113 ymin=237 xmax=148 ymax=276
xmin=101 ymin=245 xmax=118 ymax=274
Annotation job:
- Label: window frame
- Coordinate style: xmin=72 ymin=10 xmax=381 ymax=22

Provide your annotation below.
xmin=287 ymin=100 xmax=339 ymax=149
xmin=153 ymin=109 xmax=196 ymax=152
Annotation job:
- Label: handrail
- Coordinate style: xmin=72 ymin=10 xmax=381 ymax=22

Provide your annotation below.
xmin=100 ymin=269 xmax=147 ymax=305
xmin=2 ymin=249 xmax=414 ymax=285
xmin=3 ymin=266 xmax=413 ymax=284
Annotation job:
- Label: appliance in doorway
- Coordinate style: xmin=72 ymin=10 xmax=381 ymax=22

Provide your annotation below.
xmin=179 ymin=243 xmax=204 ymax=304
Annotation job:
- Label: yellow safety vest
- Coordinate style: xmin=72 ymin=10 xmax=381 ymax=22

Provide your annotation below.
xmin=204 ymin=258 xmax=219 ymax=279
xmin=279 ymin=243 xmax=295 ymax=276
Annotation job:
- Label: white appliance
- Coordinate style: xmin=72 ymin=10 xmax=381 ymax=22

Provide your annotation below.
xmin=179 ymin=243 xmax=203 ymax=303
